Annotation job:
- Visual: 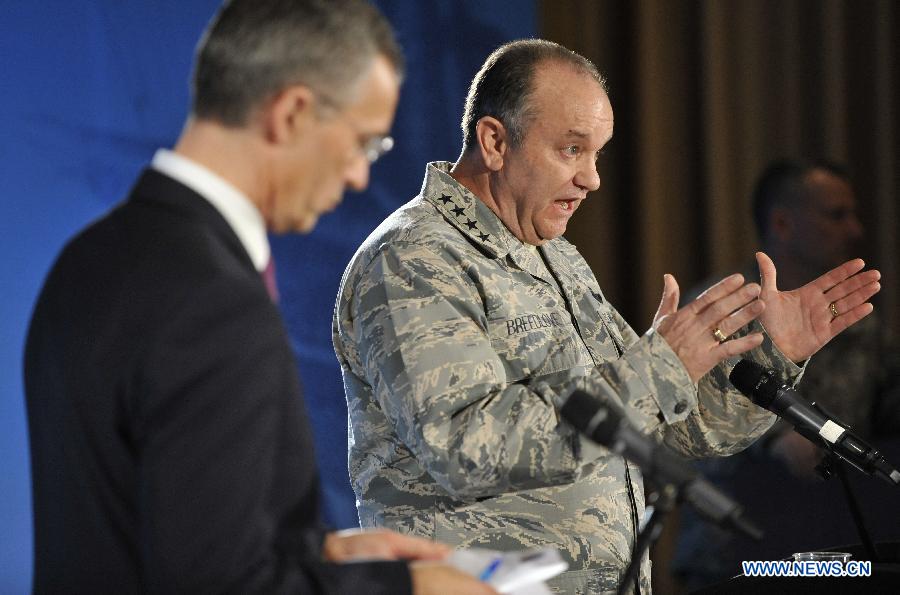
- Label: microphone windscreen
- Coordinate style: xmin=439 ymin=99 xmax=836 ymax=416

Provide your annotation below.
xmin=590 ymin=406 xmax=622 ymax=446
xmin=728 ymin=360 xmax=779 ymax=408
xmin=560 ymin=390 xmax=622 ymax=446
xmin=728 ymin=359 xmax=765 ymax=395
xmin=559 ymin=389 xmax=598 ymax=433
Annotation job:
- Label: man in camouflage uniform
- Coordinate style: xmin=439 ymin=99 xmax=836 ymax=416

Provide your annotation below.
xmin=333 ymin=41 xmax=881 ymax=593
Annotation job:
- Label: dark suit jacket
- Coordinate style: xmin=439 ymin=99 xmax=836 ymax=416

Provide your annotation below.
xmin=25 ymin=169 xmax=411 ymax=594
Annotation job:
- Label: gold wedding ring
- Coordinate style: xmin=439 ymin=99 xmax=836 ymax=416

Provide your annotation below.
xmin=830 ymin=301 xmax=839 ymax=318
xmin=712 ymin=327 xmax=728 ymax=343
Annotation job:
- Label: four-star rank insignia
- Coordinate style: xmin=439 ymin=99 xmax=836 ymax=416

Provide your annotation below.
xmin=439 ymin=190 xmax=491 ymax=244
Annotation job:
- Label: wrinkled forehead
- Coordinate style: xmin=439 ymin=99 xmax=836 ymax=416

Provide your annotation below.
xmin=528 ymin=63 xmax=613 ymax=140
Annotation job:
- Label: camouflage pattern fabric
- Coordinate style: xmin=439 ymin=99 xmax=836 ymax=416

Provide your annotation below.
xmin=333 ymin=162 xmax=803 ymax=594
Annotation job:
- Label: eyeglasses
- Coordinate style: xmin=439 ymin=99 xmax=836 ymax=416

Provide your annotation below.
xmin=362 ymin=135 xmax=394 ymax=163
xmin=314 ymin=92 xmax=394 ymax=164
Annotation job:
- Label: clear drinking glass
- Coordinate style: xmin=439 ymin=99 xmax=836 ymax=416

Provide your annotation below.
xmin=791 ymin=551 xmax=852 ymax=563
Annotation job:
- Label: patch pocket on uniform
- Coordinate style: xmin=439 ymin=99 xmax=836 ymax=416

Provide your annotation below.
xmin=590 ymin=291 xmax=627 ymax=354
xmin=486 ymin=312 xmax=589 ymax=381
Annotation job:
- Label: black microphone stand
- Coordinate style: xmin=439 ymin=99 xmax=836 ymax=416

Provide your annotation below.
xmin=616 ymin=483 xmax=678 ymax=595
xmin=812 ymin=421 xmax=882 ymax=563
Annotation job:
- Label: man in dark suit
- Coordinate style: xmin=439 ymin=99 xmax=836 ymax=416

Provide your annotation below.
xmin=24 ymin=1 xmax=495 ymax=593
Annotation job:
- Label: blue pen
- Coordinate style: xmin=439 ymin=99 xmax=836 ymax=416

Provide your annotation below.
xmin=479 ymin=557 xmax=503 ymax=581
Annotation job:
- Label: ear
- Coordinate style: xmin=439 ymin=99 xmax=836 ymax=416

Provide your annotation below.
xmin=769 ymin=206 xmax=794 ymax=242
xmin=262 ymin=85 xmax=317 ymax=145
xmin=474 ymin=116 xmax=509 ymax=171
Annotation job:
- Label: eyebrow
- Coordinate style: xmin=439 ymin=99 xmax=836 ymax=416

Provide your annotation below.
xmin=563 ymin=130 xmax=615 ymax=146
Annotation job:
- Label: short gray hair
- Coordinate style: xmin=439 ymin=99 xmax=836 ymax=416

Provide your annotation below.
xmin=461 ymin=39 xmax=605 ymax=152
xmin=192 ymin=0 xmax=404 ymax=126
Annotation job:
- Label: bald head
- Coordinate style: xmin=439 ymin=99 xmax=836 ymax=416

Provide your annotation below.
xmin=460 ymin=39 xmax=606 ymax=153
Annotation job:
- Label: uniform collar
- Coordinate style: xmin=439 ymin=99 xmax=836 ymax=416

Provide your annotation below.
xmin=420 ymin=161 xmax=563 ymax=285
xmin=420 ymin=161 xmax=509 ymax=257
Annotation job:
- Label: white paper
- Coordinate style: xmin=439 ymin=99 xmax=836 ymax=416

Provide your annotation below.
xmin=448 ymin=547 xmax=568 ymax=594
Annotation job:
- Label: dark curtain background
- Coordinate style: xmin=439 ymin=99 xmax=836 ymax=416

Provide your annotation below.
xmin=0 ymin=2 xmax=534 ymax=592
xmin=542 ymin=0 xmax=899 ymax=336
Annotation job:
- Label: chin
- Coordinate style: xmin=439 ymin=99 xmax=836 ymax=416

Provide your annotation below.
xmin=538 ymin=226 xmax=567 ymax=242
xmin=294 ymin=215 xmax=319 ymax=234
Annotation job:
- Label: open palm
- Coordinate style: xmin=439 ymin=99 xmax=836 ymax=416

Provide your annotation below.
xmin=756 ymin=251 xmax=881 ymax=362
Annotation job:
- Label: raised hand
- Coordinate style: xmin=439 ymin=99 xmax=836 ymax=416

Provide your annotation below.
xmin=653 ymin=273 xmax=766 ymax=383
xmin=756 ymin=252 xmax=881 ymax=362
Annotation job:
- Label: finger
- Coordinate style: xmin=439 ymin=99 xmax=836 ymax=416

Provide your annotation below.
xmin=823 ymin=270 xmax=881 ymax=302
xmin=410 ymin=563 xmax=500 ymax=595
xmin=323 ymin=530 xmax=362 ymax=561
xmin=690 ymin=273 xmax=745 ymax=315
xmin=830 ymin=280 xmax=881 ymax=317
xmin=716 ymin=298 xmax=766 ymax=337
xmin=668 ymin=274 xmax=681 ymax=312
xmin=829 ymin=302 xmax=875 ymax=336
xmin=654 ymin=274 xmax=680 ymax=320
xmin=697 ymin=282 xmax=761 ymax=328
xmin=716 ymin=332 xmax=765 ymax=358
xmin=756 ymin=251 xmax=777 ymax=294
xmin=811 ymin=258 xmax=866 ymax=293
xmin=384 ymin=532 xmax=451 ymax=561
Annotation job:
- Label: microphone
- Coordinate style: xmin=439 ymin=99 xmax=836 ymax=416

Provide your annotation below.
xmin=730 ymin=359 xmax=900 ymax=486
xmin=560 ymin=390 xmax=763 ymax=540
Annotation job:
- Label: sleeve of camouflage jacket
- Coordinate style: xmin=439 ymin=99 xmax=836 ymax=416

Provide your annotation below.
xmin=591 ymin=307 xmax=804 ymax=458
xmin=345 ymin=242 xmax=797 ymax=500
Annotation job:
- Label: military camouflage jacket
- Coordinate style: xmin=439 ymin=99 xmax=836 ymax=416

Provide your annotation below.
xmin=333 ymin=162 xmax=802 ymax=594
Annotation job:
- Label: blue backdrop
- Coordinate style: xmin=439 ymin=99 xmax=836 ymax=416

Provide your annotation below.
xmin=0 ymin=1 xmax=535 ymax=591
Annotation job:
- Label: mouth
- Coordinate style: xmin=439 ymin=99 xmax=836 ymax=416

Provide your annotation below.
xmin=554 ymin=198 xmax=581 ymax=213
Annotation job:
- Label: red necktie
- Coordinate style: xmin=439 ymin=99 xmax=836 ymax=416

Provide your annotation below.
xmin=261 ymin=257 xmax=279 ymax=303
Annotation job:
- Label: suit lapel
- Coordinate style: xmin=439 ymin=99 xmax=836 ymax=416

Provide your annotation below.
xmin=127 ymin=168 xmax=256 ymax=273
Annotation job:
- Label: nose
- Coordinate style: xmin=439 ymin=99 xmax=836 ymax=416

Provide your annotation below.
xmin=846 ymin=213 xmax=864 ymax=239
xmin=575 ymin=159 xmax=601 ymax=192
xmin=346 ymin=154 xmax=370 ymax=192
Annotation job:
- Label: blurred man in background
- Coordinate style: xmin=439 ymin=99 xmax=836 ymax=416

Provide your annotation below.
xmin=24 ymin=1 xmax=494 ymax=593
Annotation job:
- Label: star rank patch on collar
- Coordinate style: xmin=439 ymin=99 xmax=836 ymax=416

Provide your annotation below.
xmin=451 ymin=205 xmax=465 ymax=217
xmin=464 ymin=218 xmax=477 ymax=229
xmin=439 ymin=193 xmax=453 ymax=204
xmin=478 ymin=232 xmax=490 ymax=242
